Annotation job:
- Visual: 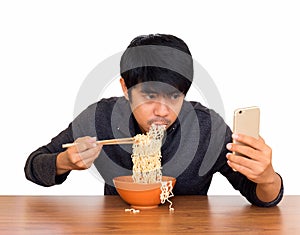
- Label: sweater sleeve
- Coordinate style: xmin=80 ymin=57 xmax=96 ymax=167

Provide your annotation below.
xmin=24 ymin=124 xmax=74 ymax=186
xmin=24 ymin=102 xmax=99 ymax=187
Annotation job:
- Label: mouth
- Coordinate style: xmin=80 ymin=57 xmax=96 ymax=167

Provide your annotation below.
xmin=149 ymin=122 xmax=170 ymax=130
xmin=148 ymin=119 xmax=171 ymax=126
xmin=152 ymin=122 xmax=168 ymax=126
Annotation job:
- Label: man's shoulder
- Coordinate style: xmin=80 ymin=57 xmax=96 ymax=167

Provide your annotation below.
xmin=183 ymin=100 xmax=227 ymax=127
xmin=96 ymin=96 xmax=124 ymax=105
xmin=183 ymin=100 xmax=219 ymax=117
xmin=75 ymin=96 xmax=126 ymax=120
xmin=188 ymin=101 xmax=210 ymax=113
xmin=87 ymin=96 xmax=126 ymax=110
xmin=94 ymin=96 xmax=130 ymax=120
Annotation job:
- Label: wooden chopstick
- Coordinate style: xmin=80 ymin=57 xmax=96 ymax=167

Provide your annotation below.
xmin=62 ymin=137 xmax=135 ymax=148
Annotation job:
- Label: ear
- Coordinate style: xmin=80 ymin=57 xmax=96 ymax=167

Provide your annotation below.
xmin=119 ymin=78 xmax=129 ymax=100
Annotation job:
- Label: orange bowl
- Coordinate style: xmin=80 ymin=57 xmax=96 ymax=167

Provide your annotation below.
xmin=113 ymin=176 xmax=176 ymax=209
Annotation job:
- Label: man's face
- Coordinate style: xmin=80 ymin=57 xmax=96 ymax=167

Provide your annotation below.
xmin=127 ymin=82 xmax=184 ymax=133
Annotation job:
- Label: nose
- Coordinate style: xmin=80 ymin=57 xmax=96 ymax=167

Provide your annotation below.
xmin=153 ymin=101 xmax=170 ymax=117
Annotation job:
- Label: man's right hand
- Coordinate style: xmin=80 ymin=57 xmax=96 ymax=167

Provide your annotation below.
xmin=56 ymin=136 xmax=102 ymax=175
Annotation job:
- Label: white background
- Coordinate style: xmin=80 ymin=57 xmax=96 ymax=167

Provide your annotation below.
xmin=1 ymin=0 xmax=299 ymax=195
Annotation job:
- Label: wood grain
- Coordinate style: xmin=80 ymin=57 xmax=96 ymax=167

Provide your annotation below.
xmin=0 ymin=195 xmax=298 ymax=234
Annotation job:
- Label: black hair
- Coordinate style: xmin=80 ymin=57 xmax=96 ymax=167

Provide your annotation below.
xmin=120 ymin=34 xmax=194 ymax=98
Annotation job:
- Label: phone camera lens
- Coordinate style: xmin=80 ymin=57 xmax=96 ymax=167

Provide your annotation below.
xmin=239 ymin=110 xmax=243 ymax=114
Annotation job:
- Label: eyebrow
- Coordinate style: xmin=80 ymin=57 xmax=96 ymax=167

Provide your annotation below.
xmin=140 ymin=87 xmax=158 ymax=94
xmin=140 ymin=84 xmax=181 ymax=95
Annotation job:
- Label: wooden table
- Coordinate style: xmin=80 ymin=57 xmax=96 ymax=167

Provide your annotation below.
xmin=0 ymin=195 xmax=299 ymax=234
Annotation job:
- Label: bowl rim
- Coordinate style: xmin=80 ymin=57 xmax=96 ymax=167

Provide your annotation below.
xmin=113 ymin=175 xmax=176 ymax=191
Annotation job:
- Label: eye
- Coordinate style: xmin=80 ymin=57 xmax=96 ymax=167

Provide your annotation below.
xmin=145 ymin=93 xmax=158 ymax=99
xmin=169 ymin=93 xmax=182 ymax=100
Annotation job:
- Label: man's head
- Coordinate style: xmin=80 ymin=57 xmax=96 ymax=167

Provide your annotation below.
xmin=119 ymin=34 xmax=194 ymax=132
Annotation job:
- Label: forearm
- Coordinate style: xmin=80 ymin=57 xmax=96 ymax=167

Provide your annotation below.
xmin=220 ymin=163 xmax=284 ymax=207
xmin=256 ymin=172 xmax=282 ymax=203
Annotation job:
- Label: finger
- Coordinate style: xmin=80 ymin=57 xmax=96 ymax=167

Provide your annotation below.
xmin=70 ymin=145 xmax=102 ymax=169
xmin=232 ymin=133 xmax=265 ymax=151
xmin=75 ymin=136 xmax=96 ymax=143
xmin=67 ymin=142 xmax=96 ymax=154
xmin=77 ymin=144 xmax=102 ymax=161
xmin=226 ymin=153 xmax=253 ymax=169
xmin=74 ymin=154 xmax=96 ymax=169
xmin=226 ymin=153 xmax=256 ymax=175
xmin=73 ymin=136 xmax=98 ymax=152
xmin=227 ymin=159 xmax=255 ymax=177
xmin=227 ymin=143 xmax=260 ymax=160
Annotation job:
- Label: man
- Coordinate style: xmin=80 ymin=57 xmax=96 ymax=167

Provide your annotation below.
xmin=25 ymin=34 xmax=283 ymax=207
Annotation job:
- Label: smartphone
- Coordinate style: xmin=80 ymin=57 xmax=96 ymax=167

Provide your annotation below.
xmin=233 ymin=106 xmax=260 ymax=156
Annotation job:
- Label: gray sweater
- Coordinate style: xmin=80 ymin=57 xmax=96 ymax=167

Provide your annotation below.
xmin=24 ymin=97 xmax=283 ymax=207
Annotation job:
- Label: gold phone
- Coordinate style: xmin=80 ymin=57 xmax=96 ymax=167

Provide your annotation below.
xmin=233 ymin=106 xmax=260 ymax=156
